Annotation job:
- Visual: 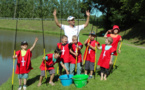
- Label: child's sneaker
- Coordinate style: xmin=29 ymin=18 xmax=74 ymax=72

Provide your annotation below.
xmin=88 ymin=76 xmax=93 ymax=79
xmin=18 ymin=86 xmax=22 ymax=90
xmin=23 ymin=85 xmax=27 ymax=90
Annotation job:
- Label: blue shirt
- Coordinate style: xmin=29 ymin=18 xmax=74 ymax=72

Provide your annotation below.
xmin=100 ymin=45 xmax=114 ymax=54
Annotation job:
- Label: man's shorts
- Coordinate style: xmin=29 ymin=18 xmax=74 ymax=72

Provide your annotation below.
xmin=85 ymin=60 xmax=94 ymax=71
xmin=18 ymin=73 xmax=28 ymax=79
xmin=41 ymin=69 xmax=55 ymax=76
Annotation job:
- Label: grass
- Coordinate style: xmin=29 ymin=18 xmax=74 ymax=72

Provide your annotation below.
xmin=119 ymin=22 xmax=145 ymax=46
xmin=0 ymin=19 xmax=145 ymax=89
xmin=0 ymin=19 xmax=104 ymax=35
xmin=0 ymin=33 xmax=145 ymax=90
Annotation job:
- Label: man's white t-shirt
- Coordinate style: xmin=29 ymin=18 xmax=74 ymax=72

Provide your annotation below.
xmin=61 ymin=24 xmax=85 ymax=43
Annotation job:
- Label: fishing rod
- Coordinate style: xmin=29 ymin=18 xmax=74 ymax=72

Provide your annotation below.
xmin=83 ymin=8 xmax=97 ymax=65
xmin=75 ymin=0 xmax=80 ymax=73
xmin=94 ymin=8 xmax=98 ymax=79
xmin=113 ymin=27 xmax=127 ymax=69
xmin=12 ymin=0 xmax=19 ymax=89
xmin=57 ymin=0 xmax=63 ymax=75
xmin=40 ymin=0 xmax=47 ymax=85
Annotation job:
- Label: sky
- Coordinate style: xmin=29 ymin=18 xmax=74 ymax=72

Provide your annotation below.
xmin=57 ymin=0 xmax=103 ymax=17
xmin=90 ymin=9 xmax=103 ymax=17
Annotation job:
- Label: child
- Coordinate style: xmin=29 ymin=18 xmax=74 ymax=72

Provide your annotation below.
xmin=104 ymin=25 xmax=122 ymax=60
xmin=97 ymin=37 xmax=115 ymax=80
xmin=57 ymin=35 xmax=70 ymax=74
xmin=69 ymin=35 xmax=83 ymax=75
xmin=84 ymin=31 xmax=100 ymax=79
xmin=13 ymin=38 xmax=38 ymax=90
xmin=38 ymin=49 xmax=69 ymax=86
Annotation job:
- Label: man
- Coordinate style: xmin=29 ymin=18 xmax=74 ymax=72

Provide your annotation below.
xmin=53 ymin=9 xmax=90 ymax=43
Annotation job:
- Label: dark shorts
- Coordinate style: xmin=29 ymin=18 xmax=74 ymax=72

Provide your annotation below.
xmin=100 ymin=67 xmax=109 ymax=74
xmin=41 ymin=69 xmax=55 ymax=76
xmin=85 ymin=61 xmax=94 ymax=71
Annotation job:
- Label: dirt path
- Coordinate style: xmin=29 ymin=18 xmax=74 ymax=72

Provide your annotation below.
xmin=98 ymin=37 xmax=145 ymax=49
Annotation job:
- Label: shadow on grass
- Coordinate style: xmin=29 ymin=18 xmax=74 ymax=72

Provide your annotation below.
xmin=27 ymin=74 xmax=60 ymax=86
xmin=82 ymin=33 xmax=105 ymax=37
xmin=122 ymin=22 xmax=145 ymax=45
xmin=43 ymin=75 xmax=60 ymax=84
xmin=95 ymin=65 xmax=118 ymax=78
xmin=27 ymin=75 xmax=40 ymax=86
xmin=108 ymin=65 xmax=118 ymax=75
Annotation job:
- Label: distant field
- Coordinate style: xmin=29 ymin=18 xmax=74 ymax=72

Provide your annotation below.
xmin=0 ymin=19 xmax=104 ymax=34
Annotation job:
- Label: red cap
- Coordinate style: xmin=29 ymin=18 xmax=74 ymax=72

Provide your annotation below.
xmin=112 ymin=25 xmax=120 ymax=32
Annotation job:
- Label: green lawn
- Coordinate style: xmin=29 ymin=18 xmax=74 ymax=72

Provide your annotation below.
xmin=0 ymin=33 xmax=145 ymax=90
xmin=0 ymin=19 xmax=104 ymax=35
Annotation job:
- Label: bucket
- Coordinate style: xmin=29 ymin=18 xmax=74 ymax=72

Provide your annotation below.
xmin=72 ymin=74 xmax=88 ymax=88
xmin=59 ymin=74 xmax=73 ymax=86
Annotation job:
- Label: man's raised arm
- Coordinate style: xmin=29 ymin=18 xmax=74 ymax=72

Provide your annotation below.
xmin=53 ymin=9 xmax=61 ymax=28
xmin=84 ymin=10 xmax=90 ymax=28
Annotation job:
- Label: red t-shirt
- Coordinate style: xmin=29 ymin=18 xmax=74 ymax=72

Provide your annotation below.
xmin=57 ymin=43 xmax=70 ymax=63
xmin=69 ymin=42 xmax=83 ymax=64
xmin=83 ymin=40 xmax=100 ymax=63
xmin=97 ymin=44 xmax=116 ymax=69
xmin=107 ymin=34 xmax=121 ymax=55
xmin=15 ymin=49 xmax=33 ymax=74
xmin=40 ymin=54 xmax=61 ymax=70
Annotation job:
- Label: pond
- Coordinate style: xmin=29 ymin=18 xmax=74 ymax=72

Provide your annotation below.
xmin=0 ymin=30 xmax=59 ymax=85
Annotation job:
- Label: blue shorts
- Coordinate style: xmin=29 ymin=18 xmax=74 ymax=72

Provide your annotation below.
xmin=18 ymin=74 xmax=28 ymax=79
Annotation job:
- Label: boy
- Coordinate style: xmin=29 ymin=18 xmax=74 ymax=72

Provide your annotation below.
xmin=38 ymin=49 xmax=69 ymax=86
xmin=84 ymin=31 xmax=100 ymax=79
xmin=97 ymin=37 xmax=115 ymax=80
xmin=57 ymin=35 xmax=70 ymax=74
xmin=13 ymin=38 xmax=38 ymax=90
xmin=69 ymin=35 xmax=83 ymax=75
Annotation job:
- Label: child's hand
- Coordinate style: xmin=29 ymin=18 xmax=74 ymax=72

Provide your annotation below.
xmin=88 ymin=35 xmax=91 ymax=39
xmin=53 ymin=9 xmax=57 ymax=16
xmin=35 ymin=37 xmax=38 ymax=42
xmin=86 ymin=10 xmax=90 ymax=17
xmin=76 ymin=45 xmax=80 ymax=49
xmin=87 ymin=43 xmax=90 ymax=46
xmin=12 ymin=55 xmax=17 ymax=59
xmin=95 ymin=43 xmax=98 ymax=47
xmin=42 ymin=57 xmax=45 ymax=60
xmin=66 ymin=70 xmax=69 ymax=75
xmin=118 ymin=50 xmax=121 ymax=53
xmin=75 ymin=53 xmax=78 ymax=56
xmin=108 ymin=30 xmax=112 ymax=33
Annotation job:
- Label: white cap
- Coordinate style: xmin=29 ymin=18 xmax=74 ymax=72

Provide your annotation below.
xmin=67 ymin=16 xmax=75 ymax=21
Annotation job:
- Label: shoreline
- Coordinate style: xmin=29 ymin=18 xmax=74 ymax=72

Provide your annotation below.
xmin=0 ymin=27 xmax=64 ymax=35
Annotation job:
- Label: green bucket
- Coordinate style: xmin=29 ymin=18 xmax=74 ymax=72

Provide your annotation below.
xmin=72 ymin=74 xmax=88 ymax=88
